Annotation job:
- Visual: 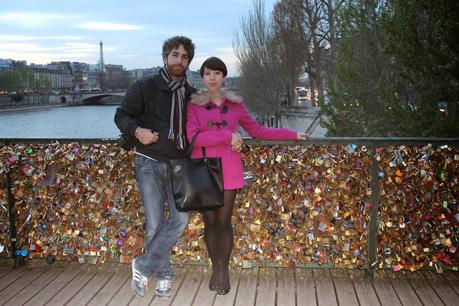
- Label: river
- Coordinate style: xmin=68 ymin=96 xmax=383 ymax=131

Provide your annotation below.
xmin=0 ymin=105 xmax=120 ymax=139
xmin=0 ymin=104 xmax=326 ymax=139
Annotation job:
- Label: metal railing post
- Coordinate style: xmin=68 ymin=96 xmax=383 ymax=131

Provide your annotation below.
xmin=367 ymin=143 xmax=380 ymax=277
xmin=6 ymin=170 xmax=21 ymax=265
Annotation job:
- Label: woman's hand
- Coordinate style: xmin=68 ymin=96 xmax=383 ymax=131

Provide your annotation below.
xmin=231 ymin=132 xmax=243 ymax=151
xmin=297 ymin=133 xmax=306 ymax=140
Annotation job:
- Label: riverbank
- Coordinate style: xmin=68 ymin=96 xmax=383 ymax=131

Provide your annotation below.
xmin=0 ymin=103 xmax=68 ymax=113
xmin=0 ymin=94 xmax=64 ymax=110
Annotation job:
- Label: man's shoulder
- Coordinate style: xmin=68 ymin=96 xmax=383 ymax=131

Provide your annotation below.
xmin=137 ymin=74 xmax=163 ymax=87
xmin=134 ymin=74 xmax=196 ymax=95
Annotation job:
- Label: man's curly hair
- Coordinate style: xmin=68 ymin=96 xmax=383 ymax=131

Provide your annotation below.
xmin=162 ymin=36 xmax=195 ymax=62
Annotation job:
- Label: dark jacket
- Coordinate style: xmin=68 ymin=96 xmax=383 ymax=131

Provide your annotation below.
xmin=114 ymin=74 xmax=197 ymax=161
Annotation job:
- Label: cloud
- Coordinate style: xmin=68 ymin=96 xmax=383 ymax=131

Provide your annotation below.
xmin=0 ymin=42 xmax=101 ymax=64
xmin=115 ymin=54 xmax=139 ymax=58
xmin=76 ymin=22 xmax=142 ymax=31
xmin=216 ymin=47 xmax=234 ymax=54
xmin=1 ymin=42 xmax=99 ymax=52
xmin=0 ymin=50 xmax=95 ymax=65
xmin=190 ymin=46 xmax=240 ymax=76
xmin=0 ymin=35 xmax=84 ymax=41
xmin=191 ymin=51 xmax=240 ymax=77
xmin=0 ymin=12 xmax=68 ymax=27
xmin=1 ymin=43 xmax=49 ymax=52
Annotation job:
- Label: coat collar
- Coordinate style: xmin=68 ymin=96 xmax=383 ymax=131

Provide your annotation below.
xmin=154 ymin=74 xmax=196 ymax=94
xmin=190 ymin=88 xmax=243 ymax=105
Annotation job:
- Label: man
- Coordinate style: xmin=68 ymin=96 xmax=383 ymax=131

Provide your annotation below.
xmin=114 ymin=36 xmax=196 ymax=298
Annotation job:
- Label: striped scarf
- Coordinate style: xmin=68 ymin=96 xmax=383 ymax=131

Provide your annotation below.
xmin=160 ymin=67 xmax=187 ymax=150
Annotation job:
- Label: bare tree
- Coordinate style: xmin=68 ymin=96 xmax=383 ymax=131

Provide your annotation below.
xmin=272 ymin=0 xmax=305 ymax=104
xmin=273 ymin=0 xmax=343 ymax=104
xmin=320 ymin=0 xmax=345 ymax=89
xmin=233 ymin=0 xmax=287 ymax=116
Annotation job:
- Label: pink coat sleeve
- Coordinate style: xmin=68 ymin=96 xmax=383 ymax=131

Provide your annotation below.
xmin=186 ymin=103 xmax=233 ymax=147
xmin=238 ymin=103 xmax=297 ymax=140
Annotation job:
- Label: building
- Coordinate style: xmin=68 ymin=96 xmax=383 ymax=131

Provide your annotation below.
xmin=29 ymin=64 xmax=51 ymax=92
xmin=130 ymin=67 xmax=161 ymax=82
xmin=87 ymin=64 xmax=100 ymax=90
xmin=12 ymin=60 xmax=27 ymax=70
xmin=105 ymin=64 xmax=130 ymax=90
xmin=48 ymin=62 xmax=73 ymax=91
xmin=0 ymin=59 xmax=13 ymax=71
xmin=187 ymin=70 xmax=203 ymax=89
xmin=70 ymin=62 xmax=90 ymax=90
xmin=225 ymin=77 xmax=240 ymax=94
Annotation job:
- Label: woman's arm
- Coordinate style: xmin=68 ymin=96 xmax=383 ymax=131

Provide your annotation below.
xmin=238 ymin=103 xmax=298 ymax=140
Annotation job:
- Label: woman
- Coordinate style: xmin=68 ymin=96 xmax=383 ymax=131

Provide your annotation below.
xmin=186 ymin=57 xmax=305 ymax=295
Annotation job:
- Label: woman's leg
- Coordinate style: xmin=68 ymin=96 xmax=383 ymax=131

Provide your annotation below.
xmin=203 ymin=189 xmax=237 ymax=294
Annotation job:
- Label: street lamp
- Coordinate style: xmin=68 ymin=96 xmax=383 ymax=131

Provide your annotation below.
xmin=438 ymin=99 xmax=448 ymax=115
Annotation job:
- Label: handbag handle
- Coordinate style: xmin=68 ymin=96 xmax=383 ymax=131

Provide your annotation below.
xmin=187 ymin=131 xmax=207 ymax=158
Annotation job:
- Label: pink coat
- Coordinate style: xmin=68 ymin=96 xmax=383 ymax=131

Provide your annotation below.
xmin=186 ymin=89 xmax=297 ymax=190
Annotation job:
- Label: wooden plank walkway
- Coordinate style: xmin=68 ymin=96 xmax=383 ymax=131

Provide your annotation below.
xmin=0 ymin=259 xmax=458 ymax=306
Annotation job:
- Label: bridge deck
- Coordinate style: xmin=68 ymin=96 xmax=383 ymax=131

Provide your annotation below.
xmin=0 ymin=259 xmax=458 ymax=305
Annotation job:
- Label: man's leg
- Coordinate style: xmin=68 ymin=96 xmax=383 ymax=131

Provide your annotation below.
xmin=131 ymin=155 xmax=167 ymax=296
xmin=137 ymin=161 xmax=188 ymax=278
xmin=135 ymin=157 xmax=166 ymax=250
xmin=132 ymin=157 xmax=188 ymax=297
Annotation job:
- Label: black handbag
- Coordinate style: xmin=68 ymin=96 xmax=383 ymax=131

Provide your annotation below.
xmin=168 ymin=132 xmax=224 ymax=212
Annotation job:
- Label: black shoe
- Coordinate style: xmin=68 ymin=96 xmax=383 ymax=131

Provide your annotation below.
xmin=209 ymin=268 xmax=218 ymax=291
xmin=209 ymin=283 xmax=218 ymax=291
xmin=215 ymin=269 xmax=230 ymax=295
xmin=216 ymin=287 xmax=230 ymax=295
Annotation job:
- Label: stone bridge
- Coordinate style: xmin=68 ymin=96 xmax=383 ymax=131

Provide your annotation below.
xmin=50 ymin=92 xmax=126 ymax=105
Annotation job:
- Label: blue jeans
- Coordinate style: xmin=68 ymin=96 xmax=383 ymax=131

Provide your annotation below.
xmin=134 ymin=155 xmax=189 ymax=278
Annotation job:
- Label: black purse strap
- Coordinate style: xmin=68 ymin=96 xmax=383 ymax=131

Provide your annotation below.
xmin=187 ymin=131 xmax=206 ymax=158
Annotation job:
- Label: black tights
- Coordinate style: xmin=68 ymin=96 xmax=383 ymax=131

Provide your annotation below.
xmin=203 ymin=189 xmax=237 ymax=291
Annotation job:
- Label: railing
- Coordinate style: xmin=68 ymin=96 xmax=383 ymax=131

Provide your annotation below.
xmin=1 ymin=137 xmax=458 ymax=275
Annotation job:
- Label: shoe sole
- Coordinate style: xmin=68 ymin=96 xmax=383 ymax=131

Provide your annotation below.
xmin=155 ymin=292 xmax=171 ymax=299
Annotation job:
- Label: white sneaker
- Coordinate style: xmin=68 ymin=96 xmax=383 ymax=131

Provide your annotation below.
xmin=155 ymin=278 xmax=172 ymax=299
xmin=131 ymin=258 xmax=148 ymax=297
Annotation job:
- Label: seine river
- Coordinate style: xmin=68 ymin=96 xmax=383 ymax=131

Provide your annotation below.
xmin=0 ymin=105 xmax=120 ymax=139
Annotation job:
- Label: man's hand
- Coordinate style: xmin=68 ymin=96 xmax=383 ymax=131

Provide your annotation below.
xmin=136 ymin=128 xmax=159 ymax=145
xmin=231 ymin=132 xmax=243 ymax=152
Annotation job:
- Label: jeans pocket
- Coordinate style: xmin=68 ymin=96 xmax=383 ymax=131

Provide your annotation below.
xmin=135 ymin=155 xmax=143 ymax=166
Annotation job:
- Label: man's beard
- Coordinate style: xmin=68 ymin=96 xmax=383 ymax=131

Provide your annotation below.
xmin=167 ymin=64 xmax=186 ymax=79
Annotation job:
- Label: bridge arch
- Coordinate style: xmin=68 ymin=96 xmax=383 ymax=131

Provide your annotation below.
xmin=74 ymin=92 xmax=125 ymax=105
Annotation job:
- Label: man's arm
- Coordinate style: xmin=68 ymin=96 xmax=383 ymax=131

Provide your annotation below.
xmin=114 ymin=81 xmax=144 ymax=137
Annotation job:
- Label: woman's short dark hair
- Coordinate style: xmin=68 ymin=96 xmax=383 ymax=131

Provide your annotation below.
xmin=162 ymin=36 xmax=195 ymax=62
xmin=200 ymin=57 xmax=228 ymax=77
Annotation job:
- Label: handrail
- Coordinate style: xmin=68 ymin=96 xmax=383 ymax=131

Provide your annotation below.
xmin=1 ymin=137 xmax=458 ymax=274
xmin=2 ymin=137 xmax=459 ymax=146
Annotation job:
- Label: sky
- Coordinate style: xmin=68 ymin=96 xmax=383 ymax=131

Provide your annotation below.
xmin=0 ymin=0 xmax=278 ymax=76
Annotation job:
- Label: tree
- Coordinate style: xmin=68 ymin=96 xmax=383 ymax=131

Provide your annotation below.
xmin=0 ymin=67 xmax=52 ymax=93
xmin=0 ymin=71 xmax=15 ymax=92
xmin=321 ymin=0 xmax=459 ymax=136
xmin=320 ymin=0 xmax=391 ymax=136
xmin=233 ymin=0 xmax=287 ymax=116
xmin=271 ymin=0 xmax=343 ymax=104
xmin=0 ymin=66 xmax=34 ymax=93
xmin=382 ymin=0 xmax=459 ymax=136
xmin=272 ymin=0 xmax=305 ymax=104
xmin=31 ymin=72 xmax=52 ymax=92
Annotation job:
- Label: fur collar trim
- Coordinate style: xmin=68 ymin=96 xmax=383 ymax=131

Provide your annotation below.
xmin=190 ymin=89 xmax=243 ymax=105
